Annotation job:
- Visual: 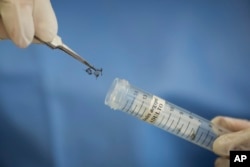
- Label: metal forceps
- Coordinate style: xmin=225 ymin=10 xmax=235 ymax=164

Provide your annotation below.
xmin=35 ymin=35 xmax=102 ymax=78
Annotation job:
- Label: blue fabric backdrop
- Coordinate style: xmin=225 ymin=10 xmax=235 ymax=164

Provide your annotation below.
xmin=0 ymin=0 xmax=249 ymax=167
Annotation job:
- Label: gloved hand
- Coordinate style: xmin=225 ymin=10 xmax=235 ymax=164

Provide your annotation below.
xmin=0 ymin=0 xmax=58 ymax=48
xmin=212 ymin=116 xmax=250 ymax=167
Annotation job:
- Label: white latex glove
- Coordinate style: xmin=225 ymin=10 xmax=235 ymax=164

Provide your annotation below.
xmin=0 ymin=0 xmax=58 ymax=48
xmin=212 ymin=116 xmax=250 ymax=167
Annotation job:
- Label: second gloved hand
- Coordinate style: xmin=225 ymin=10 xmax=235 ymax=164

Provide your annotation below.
xmin=0 ymin=0 xmax=58 ymax=48
xmin=212 ymin=116 xmax=250 ymax=167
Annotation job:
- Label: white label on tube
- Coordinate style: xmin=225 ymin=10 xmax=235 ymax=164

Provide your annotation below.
xmin=141 ymin=96 xmax=165 ymax=124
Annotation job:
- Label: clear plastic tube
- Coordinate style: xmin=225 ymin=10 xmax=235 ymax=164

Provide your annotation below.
xmin=105 ymin=78 xmax=228 ymax=151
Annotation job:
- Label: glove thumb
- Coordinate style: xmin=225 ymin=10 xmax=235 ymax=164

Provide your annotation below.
xmin=0 ymin=0 xmax=34 ymax=48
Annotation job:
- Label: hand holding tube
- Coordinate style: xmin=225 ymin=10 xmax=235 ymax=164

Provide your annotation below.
xmin=0 ymin=0 xmax=58 ymax=48
xmin=212 ymin=116 xmax=250 ymax=167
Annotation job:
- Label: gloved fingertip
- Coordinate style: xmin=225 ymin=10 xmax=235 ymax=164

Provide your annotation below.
xmin=211 ymin=116 xmax=227 ymax=127
xmin=0 ymin=0 xmax=34 ymax=48
xmin=215 ymin=158 xmax=229 ymax=167
xmin=34 ymin=0 xmax=58 ymax=42
xmin=17 ymin=39 xmax=32 ymax=48
xmin=13 ymin=35 xmax=33 ymax=48
xmin=213 ymin=135 xmax=231 ymax=156
xmin=35 ymin=29 xmax=57 ymax=42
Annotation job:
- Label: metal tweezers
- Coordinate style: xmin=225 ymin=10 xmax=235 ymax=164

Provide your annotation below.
xmin=35 ymin=36 xmax=102 ymax=78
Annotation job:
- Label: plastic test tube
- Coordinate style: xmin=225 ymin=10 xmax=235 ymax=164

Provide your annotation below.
xmin=105 ymin=78 xmax=228 ymax=151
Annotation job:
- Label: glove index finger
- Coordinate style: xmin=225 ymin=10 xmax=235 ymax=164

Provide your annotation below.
xmin=33 ymin=0 xmax=58 ymax=42
xmin=212 ymin=116 xmax=250 ymax=132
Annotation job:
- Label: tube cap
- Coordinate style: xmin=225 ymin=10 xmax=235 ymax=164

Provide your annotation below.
xmin=105 ymin=78 xmax=129 ymax=110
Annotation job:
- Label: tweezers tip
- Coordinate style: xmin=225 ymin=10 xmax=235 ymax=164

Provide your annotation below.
xmin=85 ymin=67 xmax=103 ymax=78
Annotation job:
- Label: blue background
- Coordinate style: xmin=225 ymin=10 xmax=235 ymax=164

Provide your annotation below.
xmin=0 ymin=0 xmax=250 ymax=167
